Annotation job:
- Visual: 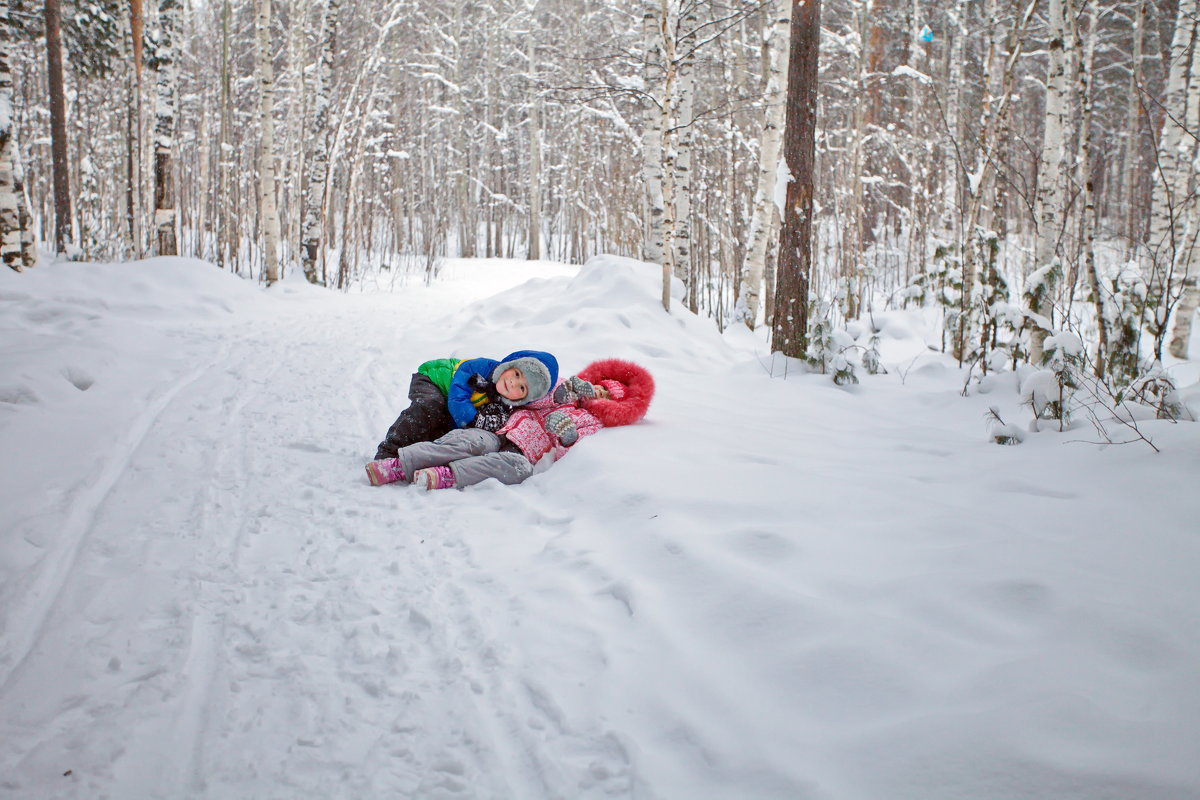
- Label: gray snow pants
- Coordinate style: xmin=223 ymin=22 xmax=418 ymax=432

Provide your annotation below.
xmin=395 ymin=428 xmax=533 ymax=489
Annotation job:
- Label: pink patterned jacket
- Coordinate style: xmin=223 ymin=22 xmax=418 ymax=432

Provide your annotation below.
xmin=497 ymin=359 xmax=655 ymax=465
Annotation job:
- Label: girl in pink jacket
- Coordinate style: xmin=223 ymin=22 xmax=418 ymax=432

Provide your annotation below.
xmin=364 ymin=359 xmax=654 ymax=491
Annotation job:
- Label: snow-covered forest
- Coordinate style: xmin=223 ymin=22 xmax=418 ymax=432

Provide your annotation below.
xmin=3 ymin=0 xmax=1200 ymax=797
xmin=3 ymin=0 xmax=1200 ymax=381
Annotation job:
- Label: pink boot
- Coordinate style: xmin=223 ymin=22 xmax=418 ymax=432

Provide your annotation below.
xmin=413 ymin=466 xmax=456 ymax=491
xmin=365 ymin=458 xmax=407 ymax=486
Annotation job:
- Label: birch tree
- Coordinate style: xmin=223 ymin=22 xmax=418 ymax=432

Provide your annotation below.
xmin=128 ymin=0 xmax=145 ymax=255
xmin=255 ymin=0 xmax=281 ymax=283
xmin=1119 ymin=0 xmax=1149 ymax=251
xmin=1072 ymin=0 xmax=1106 ymax=375
xmin=1161 ymin=0 xmax=1200 ymax=358
xmin=672 ymin=2 xmax=697 ymax=300
xmin=641 ymin=1 xmax=669 ymax=308
xmin=1027 ymin=0 xmax=1070 ymax=365
xmin=152 ymin=0 xmax=179 ymax=256
xmin=735 ymin=0 xmax=790 ymax=328
xmin=773 ymin=0 xmax=821 ymax=358
xmin=301 ymin=0 xmax=339 ymax=284
xmin=526 ymin=21 xmax=542 ymax=261
xmin=951 ymin=0 xmax=1036 ymax=364
xmin=1 ymin=0 xmax=35 ymax=270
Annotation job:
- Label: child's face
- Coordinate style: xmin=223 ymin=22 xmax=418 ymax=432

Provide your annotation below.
xmin=495 ymin=367 xmax=528 ymax=401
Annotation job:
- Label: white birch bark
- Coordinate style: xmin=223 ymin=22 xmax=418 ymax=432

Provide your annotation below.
xmin=527 ymin=30 xmax=542 ymax=261
xmin=1120 ymin=0 xmax=1148 ymax=251
xmin=452 ymin=2 xmax=474 ymax=258
xmin=1147 ymin=0 xmax=1197 ymax=264
xmin=735 ymin=0 xmax=791 ymax=328
xmin=301 ymin=0 xmax=338 ymax=284
xmin=641 ymin=1 xmax=668 ymax=305
xmin=672 ymin=3 xmax=696 ymax=293
xmin=1167 ymin=4 xmax=1200 ymax=357
xmin=657 ymin=0 xmax=679 ymax=310
xmin=1028 ymin=0 xmax=1070 ymax=365
xmin=1 ymin=0 xmax=35 ymax=269
xmin=152 ymin=0 xmax=179 ymax=256
xmin=940 ymin=0 xmax=968 ymax=236
xmin=952 ymin=0 xmax=1036 ymax=362
xmin=1073 ymin=0 xmax=1108 ymax=373
xmin=841 ymin=0 xmax=869 ymax=319
xmin=128 ymin=0 xmax=145 ymax=257
xmin=255 ymin=0 xmax=281 ymax=283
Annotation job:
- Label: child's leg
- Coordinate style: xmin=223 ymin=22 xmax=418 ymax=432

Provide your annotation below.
xmin=396 ymin=428 xmax=502 ymax=479
xmin=445 ymin=451 xmax=533 ymax=488
xmin=374 ymin=373 xmax=455 ymax=459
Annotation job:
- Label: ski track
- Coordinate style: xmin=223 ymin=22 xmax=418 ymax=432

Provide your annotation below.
xmin=0 ymin=297 xmax=645 ymax=798
xmin=0 ymin=344 xmax=233 ymax=694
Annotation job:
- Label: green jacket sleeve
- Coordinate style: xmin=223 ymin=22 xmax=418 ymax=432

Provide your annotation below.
xmin=417 ymin=358 xmax=462 ymax=396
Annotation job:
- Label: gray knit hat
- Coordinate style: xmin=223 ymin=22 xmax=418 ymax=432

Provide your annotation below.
xmin=492 ymin=356 xmax=552 ymax=406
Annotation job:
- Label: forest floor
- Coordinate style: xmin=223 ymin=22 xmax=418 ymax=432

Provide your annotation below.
xmin=1 ymin=255 xmax=1198 ymax=799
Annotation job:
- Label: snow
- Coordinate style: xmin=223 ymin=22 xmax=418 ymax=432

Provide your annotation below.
xmin=2 ymin=254 xmax=1200 ymax=799
xmin=892 ymin=64 xmax=932 ymax=84
xmin=774 ymin=156 xmax=792 ymax=219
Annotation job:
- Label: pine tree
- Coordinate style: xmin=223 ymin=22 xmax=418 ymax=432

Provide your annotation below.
xmin=44 ymin=0 xmax=72 ymax=256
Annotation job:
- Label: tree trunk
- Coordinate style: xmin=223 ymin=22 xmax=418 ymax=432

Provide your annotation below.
xmin=45 ymin=0 xmax=72 ymax=256
xmin=1120 ymin=0 xmax=1148 ymax=252
xmin=641 ymin=1 xmax=668 ymax=307
xmin=1074 ymin=0 xmax=1106 ymax=375
xmin=255 ymin=0 xmax=281 ymax=283
xmin=736 ymin=0 xmax=791 ymax=328
xmin=527 ymin=30 xmax=542 ymax=261
xmin=1028 ymin=0 xmax=1070 ymax=365
xmin=1167 ymin=4 xmax=1200 ymax=358
xmin=217 ymin=0 xmax=232 ymax=271
xmin=1147 ymin=0 xmax=1197 ymax=260
xmin=152 ymin=0 xmax=179 ymax=256
xmin=953 ymin=0 xmax=1036 ymax=363
xmin=301 ymin=0 xmax=338 ymax=284
xmin=772 ymin=0 xmax=821 ymax=359
xmin=672 ymin=2 xmax=697 ymax=297
xmin=940 ymin=0 xmax=968 ymax=239
xmin=128 ymin=0 xmax=144 ymax=257
xmin=1 ymin=0 xmax=35 ymax=270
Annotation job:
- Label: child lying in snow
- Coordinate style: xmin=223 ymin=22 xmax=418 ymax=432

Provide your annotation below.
xmin=364 ymin=359 xmax=655 ymax=490
xmin=372 ymin=350 xmax=559 ymax=461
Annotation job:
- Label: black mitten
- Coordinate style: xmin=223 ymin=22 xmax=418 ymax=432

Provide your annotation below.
xmin=473 ymin=401 xmax=511 ymax=432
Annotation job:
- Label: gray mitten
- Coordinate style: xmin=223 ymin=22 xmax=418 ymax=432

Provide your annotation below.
xmin=553 ymin=375 xmax=596 ymax=405
xmin=544 ymin=410 xmax=578 ymax=446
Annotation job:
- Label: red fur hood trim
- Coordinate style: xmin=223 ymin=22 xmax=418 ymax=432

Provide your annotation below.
xmin=577 ymin=359 xmax=654 ymax=427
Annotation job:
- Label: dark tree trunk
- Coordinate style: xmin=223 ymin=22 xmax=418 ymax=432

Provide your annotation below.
xmin=772 ymin=0 xmax=821 ymax=358
xmin=44 ymin=0 xmax=72 ymax=255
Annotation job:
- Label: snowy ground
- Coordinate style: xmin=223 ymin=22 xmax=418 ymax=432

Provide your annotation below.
xmin=1 ymin=255 xmax=1199 ymax=800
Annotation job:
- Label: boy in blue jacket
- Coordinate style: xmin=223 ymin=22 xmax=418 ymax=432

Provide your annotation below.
xmin=370 ymin=350 xmax=558 ymax=463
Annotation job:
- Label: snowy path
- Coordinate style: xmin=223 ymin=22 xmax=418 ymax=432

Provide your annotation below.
xmin=2 ymin=257 xmax=1199 ymax=799
xmin=1 ymin=273 xmax=645 ymax=798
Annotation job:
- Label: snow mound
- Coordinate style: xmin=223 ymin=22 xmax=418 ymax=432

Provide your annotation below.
xmin=0 ymin=256 xmax=264 ymax=321
xmin=445 ymin=254 xmax=734 ymax=373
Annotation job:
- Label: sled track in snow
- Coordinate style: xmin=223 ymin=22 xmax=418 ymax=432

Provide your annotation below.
xmin=0 ymin=346 xmax=233 ymax=694
xmin=170 ymin=341 xmax=287 ymax=797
